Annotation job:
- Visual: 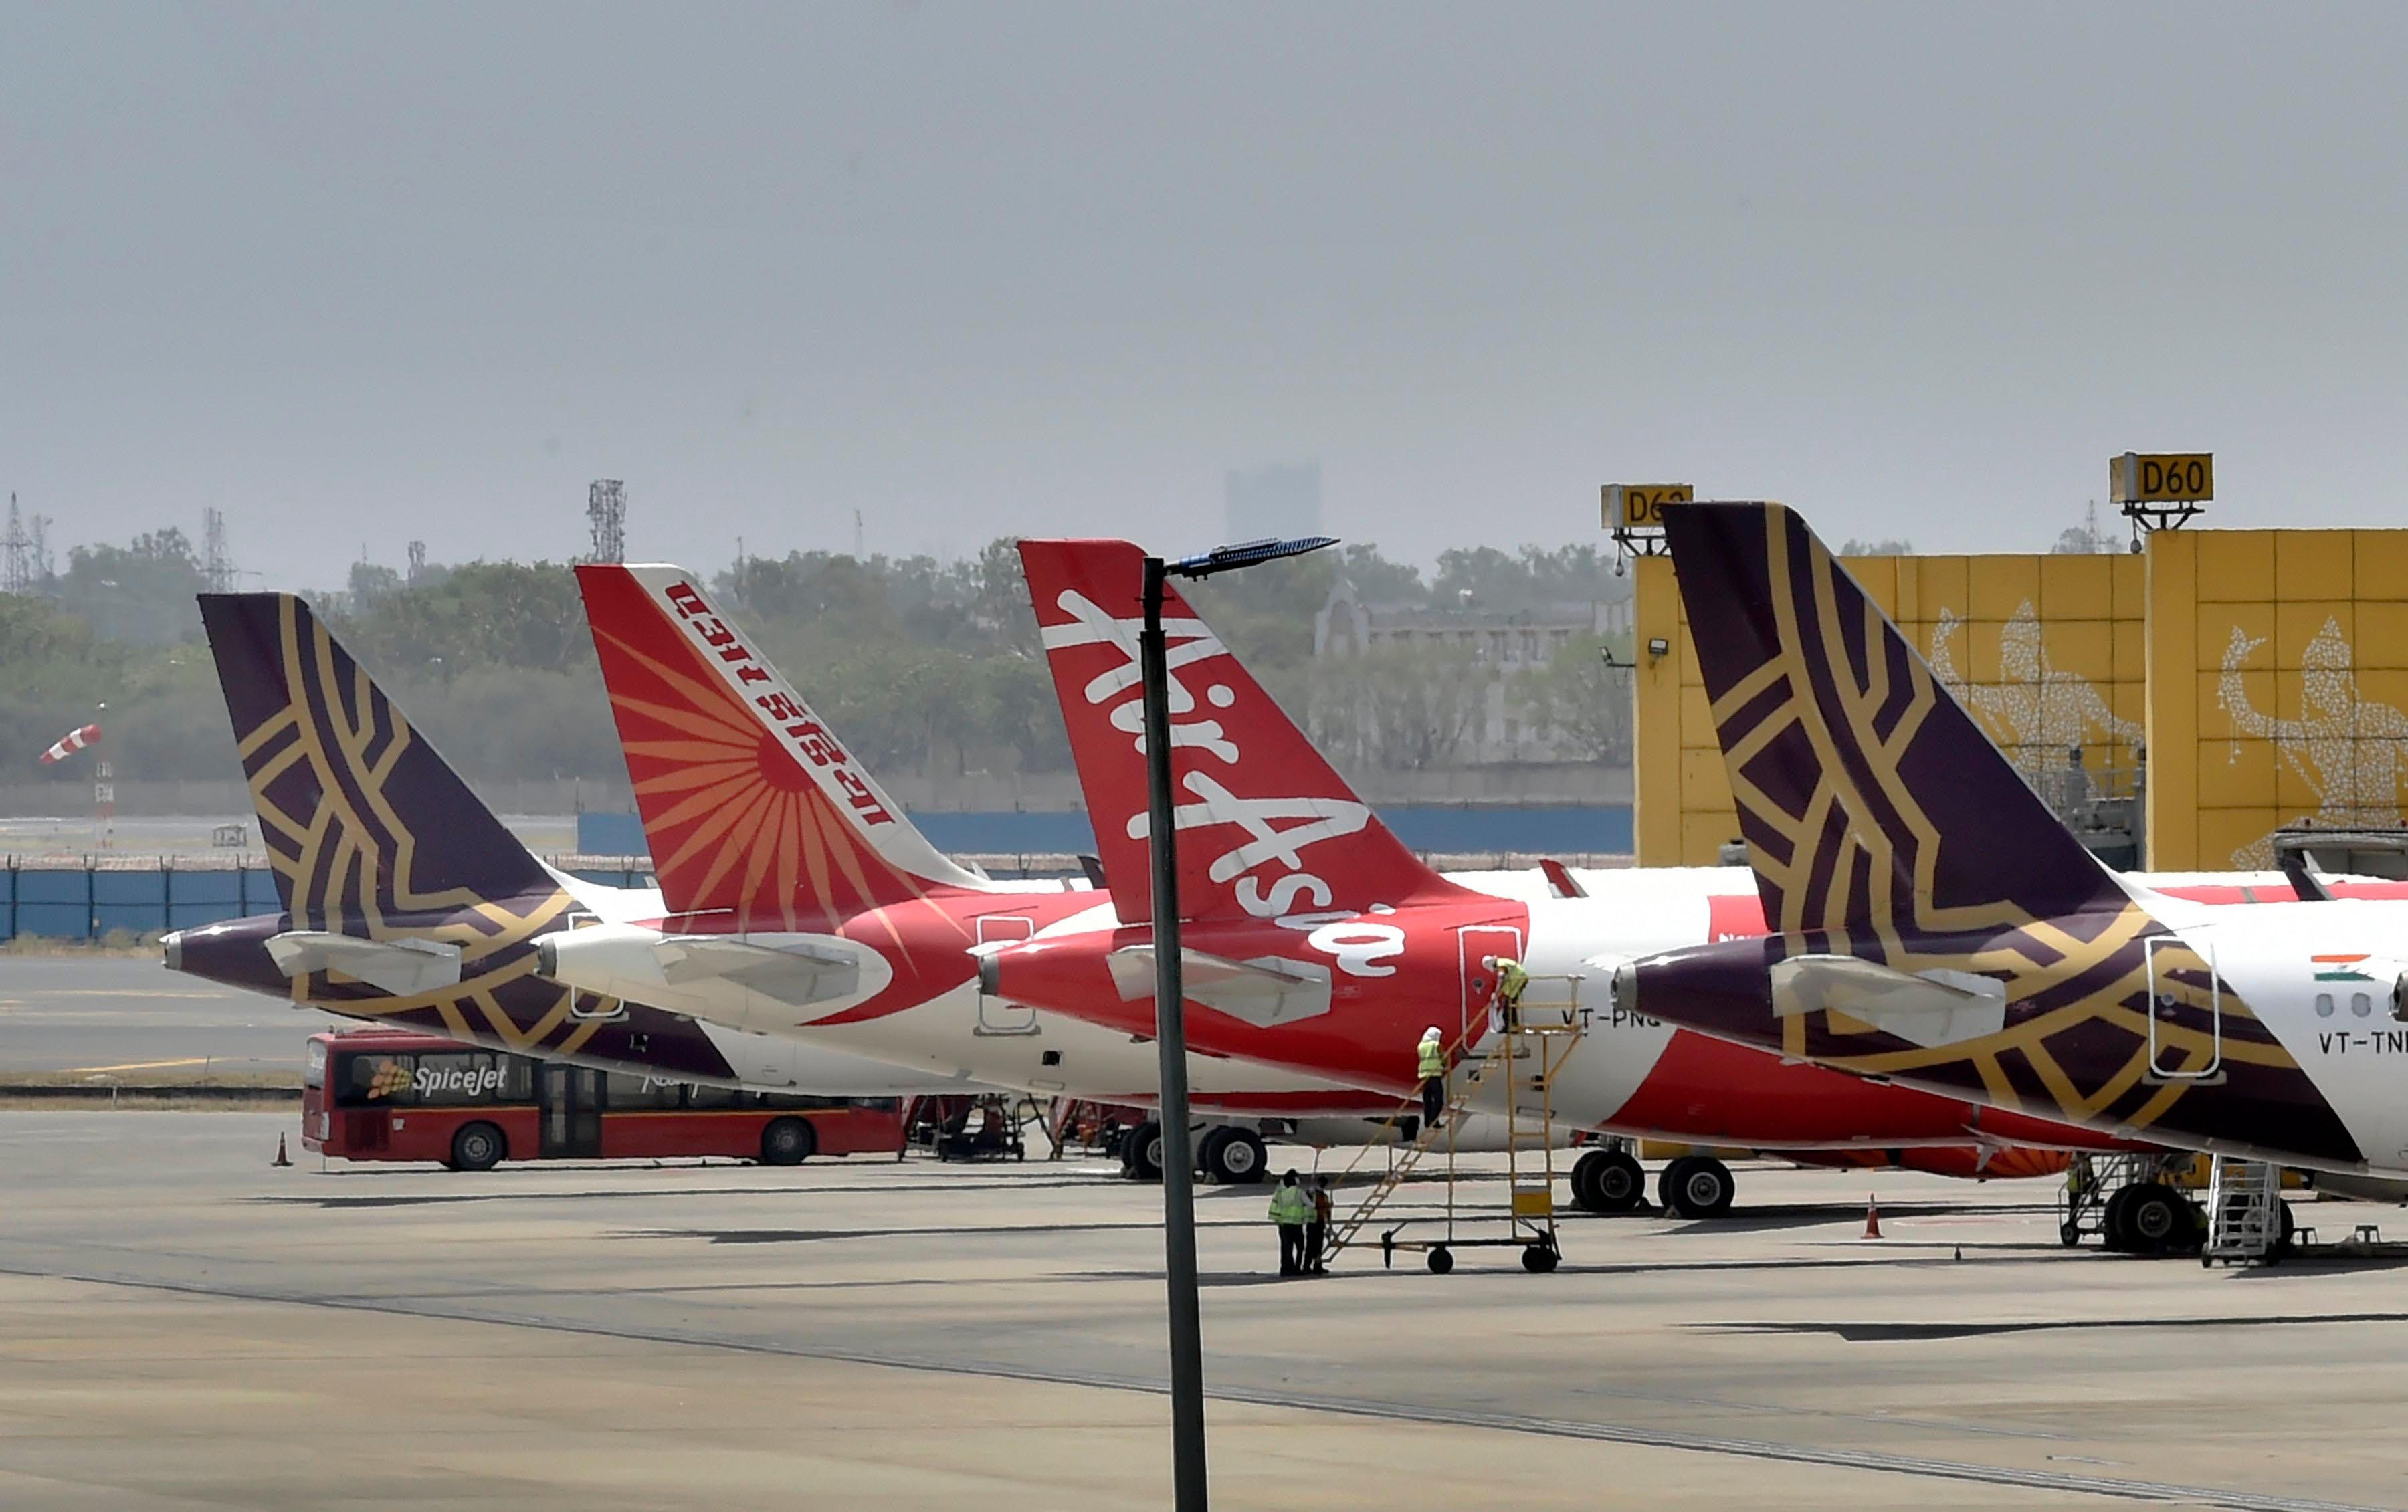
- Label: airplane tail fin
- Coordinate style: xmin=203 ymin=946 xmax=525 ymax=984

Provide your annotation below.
xmin=1016 ymin=538 xmax=1466 ymax=924
xmin=575 ymin=564 xmax=982 ymax=926
xmin=197 ymin=594 xmax=553 ymax=922
xmin=1658 ymin=503 xmax=2130 ymax=932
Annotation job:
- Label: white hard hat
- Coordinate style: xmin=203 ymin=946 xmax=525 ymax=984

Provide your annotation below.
xmin=1421 ymin=1025 xmax=1441 ymax=1039
xmin=1481 ymin=954 xmax=1497 ymax=969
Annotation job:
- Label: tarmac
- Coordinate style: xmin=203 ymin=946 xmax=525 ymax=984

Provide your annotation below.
xmin=7 ymin=1108 xmax=2408 ymax=1511
xmin=0 ymin=956 xmax=346 ymax=1079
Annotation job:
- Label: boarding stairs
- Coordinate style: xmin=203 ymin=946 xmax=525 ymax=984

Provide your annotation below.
xmin=2201 ymin=1155 xmax=2285 ymax=1266
xmin=1321 ymin=978 xmax=1587 ymax=1274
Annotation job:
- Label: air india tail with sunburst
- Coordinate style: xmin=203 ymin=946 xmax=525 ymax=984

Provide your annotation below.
xmin=575 ymin=564 xmax=983 ymax=932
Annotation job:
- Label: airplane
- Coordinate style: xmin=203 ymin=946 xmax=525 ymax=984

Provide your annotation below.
xmin=163 ymin=592 xmax=983 ymax=1116
xmin=530 ymin=562 xmax=1414 ymax=1186
xmin=1620 ymin=501 xmax=2408 ymax=1204
xmin=975 ymin=537 xmax=2408 ymax=1217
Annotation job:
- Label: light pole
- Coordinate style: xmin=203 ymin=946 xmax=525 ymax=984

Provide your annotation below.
xmin=1139 ymin=534 xmax=1336 ymax=1512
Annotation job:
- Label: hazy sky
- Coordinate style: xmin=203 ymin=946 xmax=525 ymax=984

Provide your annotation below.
xmin=6 ymin=3 xmax=2405 ymax=586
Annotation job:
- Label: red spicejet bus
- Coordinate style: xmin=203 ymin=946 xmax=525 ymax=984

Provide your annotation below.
xmin=301 ymin=1029 xmax=904 ymax=1170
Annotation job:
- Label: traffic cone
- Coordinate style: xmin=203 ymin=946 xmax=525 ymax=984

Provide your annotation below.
xmin=273 ymin=1132 xmax=292 ymax=1168
xmin=1861 ymin=1194 xmax=1881 ymax=1239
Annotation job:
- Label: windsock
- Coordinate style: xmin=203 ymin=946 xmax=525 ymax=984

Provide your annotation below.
xmin=39 ymin=723 xmax=100 ymax=764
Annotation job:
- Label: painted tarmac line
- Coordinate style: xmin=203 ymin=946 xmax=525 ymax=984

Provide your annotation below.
xmin=56 ymin=1057 xmax=212 ymax=1074
xmin=0 ymin=1259 xmax=2383 ymax=1512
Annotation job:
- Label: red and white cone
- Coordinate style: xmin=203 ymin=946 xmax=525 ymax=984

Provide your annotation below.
xmin=274 ymin=1132 xmax=292 ymax=1168
xmin=1861 ymin=1194 xmax=1881 ymax=1239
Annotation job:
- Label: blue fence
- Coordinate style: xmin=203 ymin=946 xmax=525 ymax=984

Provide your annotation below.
xmin=0 ymin=864 xmax=655 ymax=942
xmin=577 ymin=804 xmax=1635 ymax=860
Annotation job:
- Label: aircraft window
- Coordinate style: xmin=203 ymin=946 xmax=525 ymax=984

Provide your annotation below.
xmin=2352 ymin=992 xmax=2373 ymax=1018
xmin=2315 ymin=993 xmax=2335 ymax=1018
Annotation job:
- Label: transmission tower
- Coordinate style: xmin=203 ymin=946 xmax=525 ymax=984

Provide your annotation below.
xmin=201 ymin=507 xmax=236 ymax=592
xmin=406 ymin=540 xmax=427 ymax=584
xmin=3 ymin=495 xmax=27 ymax=594
xmin=587 ymin=479 xmax=627 ymax=564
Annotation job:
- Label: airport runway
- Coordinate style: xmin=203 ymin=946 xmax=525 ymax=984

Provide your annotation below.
xmin=0 ymin=957 xmax=346 ymax=1078
xmin=5 ymin=1111 xmax=2407 ymax=1511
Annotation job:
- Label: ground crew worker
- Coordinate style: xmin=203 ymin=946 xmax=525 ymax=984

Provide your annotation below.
xmin=1306 ymin=1174 xmax=1334 ymax=1275
xmin=1270 ymin=1169 xmax=1310 ymax=1277
xmin=1417 ymin=1026 xmax=1447 ymax=1125
xmin=1484 ymin=953 xmax=1531 ymax=1031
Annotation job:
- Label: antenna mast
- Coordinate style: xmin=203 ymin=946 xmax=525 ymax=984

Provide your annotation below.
xmin=587 ymin=480 xmax=627 ymax=564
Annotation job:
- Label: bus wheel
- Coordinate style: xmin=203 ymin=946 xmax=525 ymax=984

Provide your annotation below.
xmin=450 ymin=1121 xmax=505 ymax=1172
xmin=761 ymin=1117 xmax=816 ymax=1166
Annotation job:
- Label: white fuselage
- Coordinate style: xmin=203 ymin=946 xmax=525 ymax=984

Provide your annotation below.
xmin=548 ymin=861 xmax=2391 ymax=1156
xmin=2150 ymin=891 xmax=2408 ymax=1174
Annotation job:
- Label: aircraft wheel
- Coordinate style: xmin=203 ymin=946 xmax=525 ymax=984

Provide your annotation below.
xmin=2120 ymin=1183 xmax=2187 ymax=1254
xmin=2100 ymin=1185 xmax=2140 ymax=1252
xmin=1660 ymin=1156 xmax=1734 ymax=1218
xmin=1126 ymin=1120 xmax=1164 ymax=1181
xmin=1211 ymin=1128 xmax=1267 ymax=1185
xmin=1195 ymin=1126 xmax=1232 ymax=1180
xmin=1590 ymin=1149 xmax=1646 ymax=1212
xmin=1427 ymin=1246 xmax=1453 ymax=1275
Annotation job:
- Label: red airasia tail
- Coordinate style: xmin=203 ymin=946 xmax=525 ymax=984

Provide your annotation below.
xmin=978 ymin=539 xmax=2370 ymax=1214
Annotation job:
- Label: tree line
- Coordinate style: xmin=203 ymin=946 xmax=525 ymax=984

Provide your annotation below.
xmin=4 ymin=528 xmax=1638 ymax=790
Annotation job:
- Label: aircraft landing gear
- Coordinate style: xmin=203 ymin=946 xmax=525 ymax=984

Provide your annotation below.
xmin=1658 ymin=1156 xmax=1736 ymax=1218
xmin=1122 ymin=1119 xmax=1165 ymax=1181
xmin=1571 ymin=1148 xmax=1646 ymax=1214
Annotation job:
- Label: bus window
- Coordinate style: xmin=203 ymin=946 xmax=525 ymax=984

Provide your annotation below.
xmin=684 ymin=1084 xmax=739 ymax=1111
xmin=758 ymin=1091 xmax=854 ymax=1110
xmin=413 ymin=1051 xmax=513 ymax=1105
xmin=604 ymin=1071 xmax=684 ymax=1110
xmin=334 ymin=1052 xmax=414 ymax=1107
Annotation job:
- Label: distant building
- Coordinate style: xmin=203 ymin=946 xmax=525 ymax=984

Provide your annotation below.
xmin=1313 ymin=575 xmax=1633 ymax=764
xmin=1225 ymin=464 xmax=1322 ymax=543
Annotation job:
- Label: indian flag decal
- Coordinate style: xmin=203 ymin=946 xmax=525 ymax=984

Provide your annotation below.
xmin=2312 ymin=954 xmax=2377 ymax=982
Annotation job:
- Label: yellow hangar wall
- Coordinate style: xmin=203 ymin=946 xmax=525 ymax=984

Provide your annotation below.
xmin=2146 ymin=529 xmax=2408 ymax=871
xmin=1633 ymin=552 xmax=2147 ymax=867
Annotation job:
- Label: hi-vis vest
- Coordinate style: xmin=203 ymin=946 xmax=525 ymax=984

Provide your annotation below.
xmin=1269 ymin=1184 xmax=1310 ymax=1224
xmin=1417 ymin=1038 xmax=1447 ymax=1079
xmin=1495 ymin=958 xmax=1530 ymax=999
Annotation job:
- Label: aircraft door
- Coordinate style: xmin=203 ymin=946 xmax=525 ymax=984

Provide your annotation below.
xmin=1458 ymin=925 xmax=1524 ymax=1049
xmin=2144 ymin=932 xmax=2224 ymax=1082
xmin=975 ymin=915 xmax=1039 ymax=1035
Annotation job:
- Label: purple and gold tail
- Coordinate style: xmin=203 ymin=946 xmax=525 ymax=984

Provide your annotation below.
xmin=1659 ymin=503 xmax=2131 ymax=934
xmin=189 ymin=593 xmax=744 ymax=1085
xmin=198 ymin=593 xmax=550 ymax=924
